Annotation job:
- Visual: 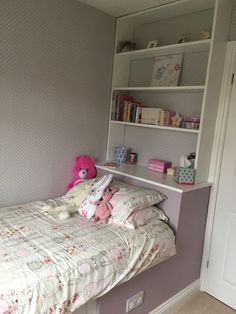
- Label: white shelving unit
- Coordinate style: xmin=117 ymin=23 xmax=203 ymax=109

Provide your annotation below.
xmin=104 ymin=0 xmax=232 ymax=185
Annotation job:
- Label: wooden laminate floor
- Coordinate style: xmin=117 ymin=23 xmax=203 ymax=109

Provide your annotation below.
xmin=163 ymin=291 xmax=236 ymax=314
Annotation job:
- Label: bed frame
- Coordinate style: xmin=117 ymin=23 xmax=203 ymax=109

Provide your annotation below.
xmin=74 ymin=170 xmax=211 ymax=314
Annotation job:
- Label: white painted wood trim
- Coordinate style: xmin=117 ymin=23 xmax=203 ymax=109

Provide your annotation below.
xmin=149 ymin=280 xmax=200 ymax=314
xmin=96 ymin=162 xmax=211 ymax=193
xmin=115 ymin=40 xmax=211 ymax=60
xmin=110 ymin=120 xmax=199 ymax=134
xmin=200 ymin=41 xmax=236 ymax=290
xmin=113 ymin=86 xmax=205 ymax=93
xmin=86 ymin=300 xmax=99 ymax=314
xmin=72 ymin=300 xmax=98 ymax=314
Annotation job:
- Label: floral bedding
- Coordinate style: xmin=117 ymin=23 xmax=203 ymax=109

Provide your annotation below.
xmin=0 ymin=200 xmax=176 ymax=314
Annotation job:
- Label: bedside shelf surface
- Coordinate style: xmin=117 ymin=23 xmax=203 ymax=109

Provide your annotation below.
xmin=96 ymin=162 xmax=211 ymax=193
xmin=113 ymin=86 xmax=205 ymax=93
xmin=110 ymin=120 xmax=199 ymax=134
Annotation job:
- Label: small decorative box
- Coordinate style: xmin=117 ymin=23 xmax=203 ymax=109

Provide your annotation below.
xmin=175 ymin=167 xmax=196 ymax=185
xmin=148 ymin=159 xmax=172 ymax=173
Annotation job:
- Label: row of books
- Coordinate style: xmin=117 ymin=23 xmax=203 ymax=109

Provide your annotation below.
xmin=111 ymin=95 xmax=200 ymax=129
xmin=111 ymin=95 xmax=143 ymax=123
xmin=141 ymin=107 xmax=176 ymax=126
xmin=111 ymin=95 xmax=176 ymax=126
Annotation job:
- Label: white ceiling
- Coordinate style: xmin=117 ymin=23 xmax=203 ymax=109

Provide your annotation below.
xmin=78 ymin=0 xmax=178 ymax=17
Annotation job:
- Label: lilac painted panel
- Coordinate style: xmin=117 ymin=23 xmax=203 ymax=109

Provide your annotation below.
xmin=97 ymin=185 xmax=210 ymax=314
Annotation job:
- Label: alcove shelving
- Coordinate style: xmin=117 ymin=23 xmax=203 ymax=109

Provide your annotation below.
xmin=102 ymin=0 xmax=231 ymax=185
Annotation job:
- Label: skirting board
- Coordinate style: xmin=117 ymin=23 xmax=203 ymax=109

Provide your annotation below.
xmin=149 ymin=279 xmax=200 ymax=314
xmin=73 ymin=300 xmax=98 ymax=314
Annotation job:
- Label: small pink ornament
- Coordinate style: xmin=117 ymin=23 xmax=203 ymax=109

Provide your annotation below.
xmin=171 ymin=113 xmax=182 ymax=127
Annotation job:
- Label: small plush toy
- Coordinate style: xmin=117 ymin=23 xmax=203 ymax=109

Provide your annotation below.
xmin=79 ymin=174 xmax=113 ymax=220
xmin=92 ymin=187 xmax=118 ymax=224
xmin=66 ymin=155 xmax=96 ymax=192
xmin=42 ymin=179 xmax=97 ymax=219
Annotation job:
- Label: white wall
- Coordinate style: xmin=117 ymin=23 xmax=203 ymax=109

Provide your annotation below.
xmin=0 ymin=0 xmax=115 ymax=206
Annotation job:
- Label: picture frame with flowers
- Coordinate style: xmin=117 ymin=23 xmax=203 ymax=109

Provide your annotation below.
xmin=151 ymin=54 xmax=183 ymax=87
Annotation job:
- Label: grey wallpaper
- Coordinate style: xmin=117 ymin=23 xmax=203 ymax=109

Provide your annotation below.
xmin=229 ymin=0 xmax=236 ymax=40
xmin=0 ymin=0 xmax=115 ymax=206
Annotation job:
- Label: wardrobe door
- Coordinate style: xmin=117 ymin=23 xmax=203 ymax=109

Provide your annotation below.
xmin=205 ymin=71 xmax=236 ymax=309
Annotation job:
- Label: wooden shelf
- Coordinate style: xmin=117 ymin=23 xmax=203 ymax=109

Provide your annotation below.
xmin=115 ymin=40 xmax=211 ymax=61
xmin=113 ymin=86 xmax=205 ymax=93
xmin=96 ymin=162 xmax=211 ymax=193
xmin=118 ymin=0 xmax=214 ymax=25
xmin=110 ymin=120 xmax=199 ymax=134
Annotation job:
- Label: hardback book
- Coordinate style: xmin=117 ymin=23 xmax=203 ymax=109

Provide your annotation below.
xmin=135 ymin=106 xmax=142 ymax=123
xmin=141 ymin=107 xmax=163 ymax=125
xmin=151 ymin=54 xmax=183 ymax=87
xmin=115 ymin=95 xmax=133 ymax=121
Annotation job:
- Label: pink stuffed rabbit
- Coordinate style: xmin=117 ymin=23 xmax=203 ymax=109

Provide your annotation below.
xmin=92 ymin=187 xmax=118 ymax=224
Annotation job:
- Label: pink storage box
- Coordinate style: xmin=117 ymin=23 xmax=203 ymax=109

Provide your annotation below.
xmin=148 ymin=159 xmax=172 ymax=173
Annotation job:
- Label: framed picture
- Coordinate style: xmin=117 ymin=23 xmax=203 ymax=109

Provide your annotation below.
xmin=178 ymin=34 xmax=187 ymax=44
xmin=150 ymin=54 xmax=183 ymax=87
xmin=147 ymin=40 xmax=158 ymax=49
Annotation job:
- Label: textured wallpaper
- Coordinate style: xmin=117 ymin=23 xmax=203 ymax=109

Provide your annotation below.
xmin=0 ymin=0 xmax=115 ymax=206
xmin=229 ymin=0 xmax=236 ymax=40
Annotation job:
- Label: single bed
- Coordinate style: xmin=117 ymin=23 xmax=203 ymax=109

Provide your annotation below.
xmin=0 ymin=198 xmax=175 ymax=313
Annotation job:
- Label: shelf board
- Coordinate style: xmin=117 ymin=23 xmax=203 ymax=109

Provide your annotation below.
xmin=118 ymin=0 xmax=214 ymax=25
xmin=110 ymin=120 xmax=199 ymax=134
xmin=115 ymin=40 xmax=211 ymax=61
xmin=96 ymin=162 xmax=211 ymax=193
xmin=113 ymin=86 xmax=205 ymax=93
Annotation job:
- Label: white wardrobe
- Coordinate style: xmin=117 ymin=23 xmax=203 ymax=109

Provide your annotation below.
xmin=202 ymin=42 xmax=236 ymax=310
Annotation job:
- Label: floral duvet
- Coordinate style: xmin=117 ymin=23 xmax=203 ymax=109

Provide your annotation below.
xmin=0 ymin=200 xmax=176 ymax=314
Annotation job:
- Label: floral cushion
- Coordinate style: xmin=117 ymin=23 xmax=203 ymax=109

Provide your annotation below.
xmin=109 ymin=206 xmax=168 ymax=229
xmin=109 ymin=180 xmax=166 ymax=223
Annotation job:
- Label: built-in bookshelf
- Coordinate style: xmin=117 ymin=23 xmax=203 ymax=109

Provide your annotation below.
xmin=105 ymin=0 xmax=231 ymax=185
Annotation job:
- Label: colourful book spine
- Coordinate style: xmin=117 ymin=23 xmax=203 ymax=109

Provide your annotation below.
xmin=163 ymin=111 xmax=170 ymax=126
xmin=131 ymin=103 xmax=137 ymax=122
xmin=127 ymin=102 xmax=132 ymax=122
xmin=135 ymin=106 xmax=142 ymax=123
xmin=111 ymin=94 xmax=116 ymax=120
xmin=168 ymin=111 xmax=176 ymax=126
xmin=158 ymin=110 xmax=165 ymax=126
xmin=123 ymin=100 xmax=129 ymax=122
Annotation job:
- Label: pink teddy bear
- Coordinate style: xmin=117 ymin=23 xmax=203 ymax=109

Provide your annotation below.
xmin=66 ymin=155 xmax=96 ymax=192
xmin=92 ymin=187 xmax=118 ymax=224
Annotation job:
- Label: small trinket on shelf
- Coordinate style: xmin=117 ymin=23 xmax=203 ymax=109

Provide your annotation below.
xmin=128 ymin=152 xmax=137 ymax=164
xmin=171 ymin=113 xmax=182 ymax=127
xmin=147 ymin=40 xmax=158 ymax=48
xmin=176 ymin=155 xmax=196 ymax=185
xmin=148 ymin=159 xmax=172 ymax=173
xmin=187 ymin=152 xmax=196 ymax=168
xmin=181 ymin=116 xmax=200 ymax=130
xmin=114 ymin=146 xmax=131 ymax=163
xmin=167 ymin=167 xmax=176 ymax=176
xmin=200 ymin=31 xmax=210 ymax=40
xmin=178 ymin=33 xmax=187 ymax=44
xmin=118 ymin=41 xmax=136 ymax=53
